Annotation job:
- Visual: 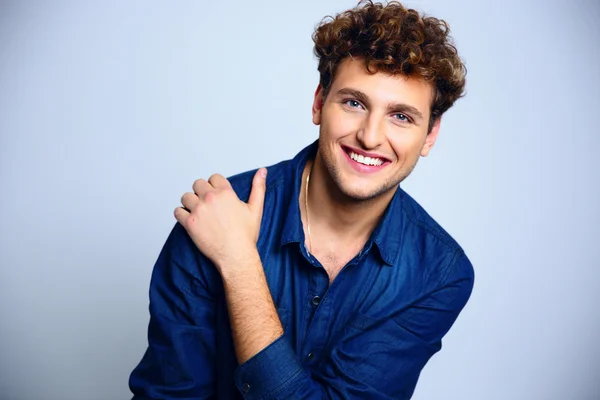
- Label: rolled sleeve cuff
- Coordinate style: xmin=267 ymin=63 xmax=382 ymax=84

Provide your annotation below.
xmin=233 ymin=334 xmax=303 ymax=399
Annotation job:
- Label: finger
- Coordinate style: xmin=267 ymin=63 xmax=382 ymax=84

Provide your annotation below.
xmin=192 ymin=179 xmax=212 ymax=199
xmin=180 ymin=192 xmax=200 ymax=211
xmin=248 ymin=168 xmax=267 ymax=216
xmin=207 ymin=173 xmax=231 ymax=190
xmin=174 ymin=206 xmax=190 ymax=227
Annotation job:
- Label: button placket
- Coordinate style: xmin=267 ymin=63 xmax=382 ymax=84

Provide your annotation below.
xmin=302 ymin=264 xmax=330 ymax=362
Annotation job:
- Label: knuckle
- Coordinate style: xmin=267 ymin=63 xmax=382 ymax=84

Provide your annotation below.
xmin=185 ymin=214 xmax=195 ymax=226
xmin=205 ymin=192 xmax=216 ymax=203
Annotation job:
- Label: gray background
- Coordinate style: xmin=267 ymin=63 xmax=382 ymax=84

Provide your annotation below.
xmin=1 ymin=0 xmax=599 ymax=399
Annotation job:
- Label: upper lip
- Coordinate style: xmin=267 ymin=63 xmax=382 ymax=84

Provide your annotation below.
xmin=342 ymin=145 xmax=390 ymax=162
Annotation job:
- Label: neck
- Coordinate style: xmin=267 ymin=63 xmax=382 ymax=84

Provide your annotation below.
xmin=302 ymin=152 xmax=396 ymax=243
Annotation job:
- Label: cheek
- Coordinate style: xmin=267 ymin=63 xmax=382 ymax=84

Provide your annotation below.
xmin=389 ymin=134 xmax=426 ymax=160
xmin=324 ymin=109 xmax=361 ymax=138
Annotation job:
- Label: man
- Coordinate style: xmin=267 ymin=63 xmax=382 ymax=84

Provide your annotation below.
xmin=129 ymin=1 xmax=474 ymax=398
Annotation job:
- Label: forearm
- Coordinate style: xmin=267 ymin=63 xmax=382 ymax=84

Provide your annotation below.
xmin=219 ymin=249 xmax=284 ymax=365
xmin=215 ymin=249 xmax=473 ymax=399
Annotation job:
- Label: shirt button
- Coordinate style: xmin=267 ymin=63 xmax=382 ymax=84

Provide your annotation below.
xmin=311 ymin=296 xmax=321 ymax=306
xmin=307 ymin=352 xmax=315 ymax=361
xmin=241 ymin=382 xmax=251 ymax=393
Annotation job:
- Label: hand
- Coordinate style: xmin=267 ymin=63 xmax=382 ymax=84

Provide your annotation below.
xmin=174 ymin=168 xmax=267 ymax=269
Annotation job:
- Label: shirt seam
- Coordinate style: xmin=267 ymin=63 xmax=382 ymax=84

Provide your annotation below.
xmin=440 ymin=248 xmax=467 ymax=286
xmin=389 ymin=247 xmax=462 ymax=330
xmin=400 ymin=199 xmax=461 ymax=253
xmin=261 ymin=367 xmax=304 ymax=400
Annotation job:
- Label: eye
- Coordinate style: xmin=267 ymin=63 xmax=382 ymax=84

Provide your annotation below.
xmin=344 ymin=99 xmax=363 ymax=108
xmin=393 ymin=113 xmax=409 ymax=122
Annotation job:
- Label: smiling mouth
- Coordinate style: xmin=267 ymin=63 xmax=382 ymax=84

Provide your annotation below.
xmin=341 ymin=146 xmax=389 ymax=167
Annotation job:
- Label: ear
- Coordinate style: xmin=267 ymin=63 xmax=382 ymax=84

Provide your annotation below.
xmin=312 ymin=84 xmax=324 ymax=125
xmin=420 ymin=117 xmax=441 ymax=157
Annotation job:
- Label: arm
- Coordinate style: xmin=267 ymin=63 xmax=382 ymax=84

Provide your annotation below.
xmin=176 ymin=169 xmax=474 ymax=398
xmin=219 ymin=251 xmax=284 ymax=365
xmin=224 ymin=249 xmax=474 ymax=399
xmin=129 ymin=222 xmax=220 ymax=399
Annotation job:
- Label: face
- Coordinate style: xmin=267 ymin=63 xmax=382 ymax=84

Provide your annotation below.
xmin=312 ymin=57 xmax=441 ymax=202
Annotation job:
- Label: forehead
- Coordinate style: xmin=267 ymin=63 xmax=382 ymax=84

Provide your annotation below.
xmin=329 ymin=58 xmax=434 ymax=113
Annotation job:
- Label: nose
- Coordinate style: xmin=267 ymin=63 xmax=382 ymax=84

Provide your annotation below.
xmin=356 ymin=112 xmax=385 ymax=150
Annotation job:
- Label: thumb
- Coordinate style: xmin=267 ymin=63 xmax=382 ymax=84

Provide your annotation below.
xmin=248 ymin=168 xmax=267 ymax=216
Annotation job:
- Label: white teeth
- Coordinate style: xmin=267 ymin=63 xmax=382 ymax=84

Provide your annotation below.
xmin=349 ymin=151 xmax=383 ymax=166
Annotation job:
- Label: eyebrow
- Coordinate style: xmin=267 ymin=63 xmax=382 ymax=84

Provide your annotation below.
xmin=334 ymin=87 xmax=425 ymax=123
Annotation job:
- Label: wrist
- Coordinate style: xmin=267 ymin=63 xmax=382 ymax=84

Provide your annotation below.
xmin=216 ymin=246 xmax=262 ymax=281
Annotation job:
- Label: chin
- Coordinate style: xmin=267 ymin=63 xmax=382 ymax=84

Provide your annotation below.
xmin=336 ymin=178 xmax=399 ymax=202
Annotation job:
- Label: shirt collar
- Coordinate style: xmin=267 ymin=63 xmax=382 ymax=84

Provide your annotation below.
xmin=279 ymin=140 xmax=404 ymax=266
xmin=279 ymin=140 xmax=317 ymax=248
xmin=369 ymin=188 xmax=404 ymax=266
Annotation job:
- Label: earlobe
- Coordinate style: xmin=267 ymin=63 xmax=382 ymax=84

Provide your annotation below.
xmin=312 ymin=84 xmax=324 ymax=125
xmin=420 ymin=117 xmax=441 ymax=157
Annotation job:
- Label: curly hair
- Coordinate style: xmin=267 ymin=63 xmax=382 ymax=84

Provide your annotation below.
xmin=312 ymin=0 xmax=466 ymax=130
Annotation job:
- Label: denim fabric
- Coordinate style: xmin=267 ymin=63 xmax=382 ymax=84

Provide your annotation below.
xmin=129 ymin=140 xmax=474 ymax=399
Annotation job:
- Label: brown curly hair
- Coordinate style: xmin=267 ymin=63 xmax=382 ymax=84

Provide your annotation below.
xmin=312 ymin=0 xmax=466 ymax=131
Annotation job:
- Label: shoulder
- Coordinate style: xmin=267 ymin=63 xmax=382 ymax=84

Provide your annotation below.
xmin=226 ymin=157 xmax=293 ymax=202
xmin=399 ymin=188 xmax=463 ymax=253
xmin=226 ymin=140 xmax=316 ymax=201
xmin=398 ymin=188 xmax=474 ymax=281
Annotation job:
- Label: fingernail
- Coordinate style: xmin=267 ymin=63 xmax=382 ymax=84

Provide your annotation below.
xmin=260 ymin=168 xmax=267 ymax=178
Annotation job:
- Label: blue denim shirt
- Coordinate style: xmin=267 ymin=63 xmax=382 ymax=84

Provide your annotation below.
xmin=129 ymin=140 xmax=474 ymax=399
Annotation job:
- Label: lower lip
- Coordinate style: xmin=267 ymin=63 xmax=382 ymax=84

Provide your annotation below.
xmin=341 ymin=147 xmax=389 ymax=173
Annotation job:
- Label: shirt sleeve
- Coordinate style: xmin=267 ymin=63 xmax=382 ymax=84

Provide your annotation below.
xmin=129 ymin=223 xmax=222 ymax=399
xmin=233 ymin=249 xmax=475 ymax=399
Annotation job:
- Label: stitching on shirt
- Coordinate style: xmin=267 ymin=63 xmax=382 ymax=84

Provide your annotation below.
xmin=399 ymin=191 xmax=461 ymax=252
xmin=389 ymin=247 xmax=465 ymax=330
xmin=266 ymin=367 xmax=305 ymax=399
xmin=439 ymin=247 xmax=465 ymax=286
